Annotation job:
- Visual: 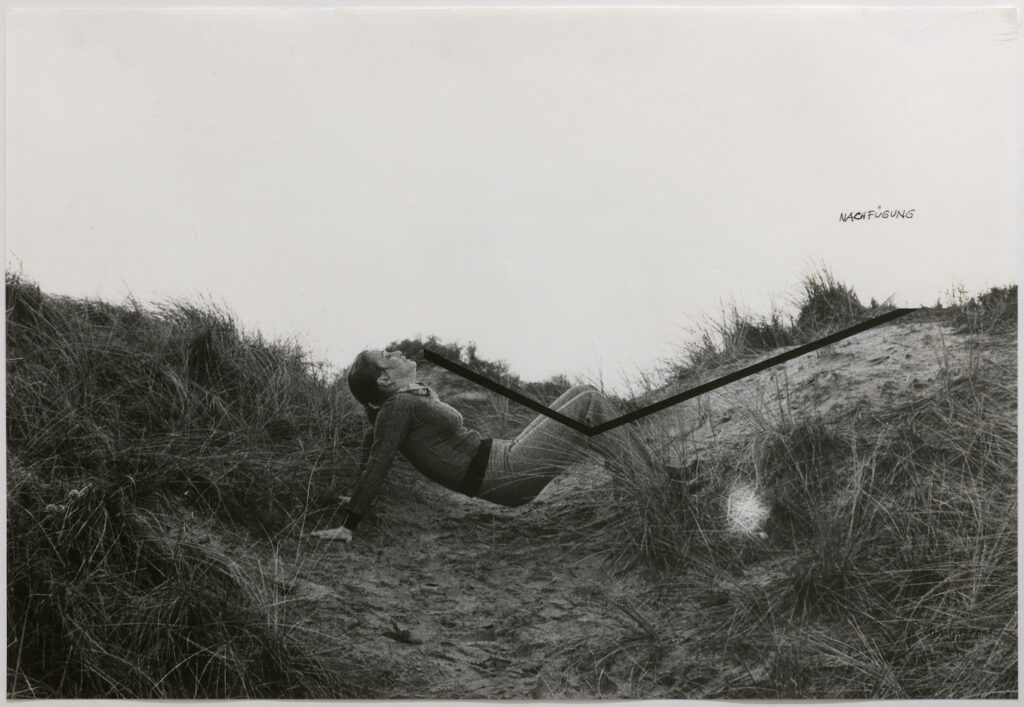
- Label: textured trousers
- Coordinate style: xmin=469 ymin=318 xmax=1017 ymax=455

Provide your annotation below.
xmin=476 ymin=385 xmax=659 ymax=507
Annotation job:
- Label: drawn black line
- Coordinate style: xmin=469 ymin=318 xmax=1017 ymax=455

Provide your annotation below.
xmin=424 ymin=307 xmax=918 ymax=437
xmin=422 ymin=349 xmax=592 ymax=434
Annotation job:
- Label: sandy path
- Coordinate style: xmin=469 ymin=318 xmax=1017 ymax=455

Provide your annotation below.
xmin=270 ymin=467 xmax=655 ymax=698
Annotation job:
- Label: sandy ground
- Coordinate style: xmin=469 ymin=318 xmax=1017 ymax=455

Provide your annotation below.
xmin=248 ymin=314 xmax=1014 ymax=698
xmin=656 ymin=316 xmax=1010 ymax=460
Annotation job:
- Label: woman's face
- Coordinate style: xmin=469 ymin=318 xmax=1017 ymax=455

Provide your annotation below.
xmin=368 ymin=349 xmax=417 ymax=392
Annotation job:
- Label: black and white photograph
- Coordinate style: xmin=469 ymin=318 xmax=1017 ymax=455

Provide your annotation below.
xmin=4 ymin=3 xmax=1018 ymax=701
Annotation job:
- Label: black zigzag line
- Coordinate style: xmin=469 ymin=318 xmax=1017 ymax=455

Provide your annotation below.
xmin=425 ymin=307 xmax=917 ymax=437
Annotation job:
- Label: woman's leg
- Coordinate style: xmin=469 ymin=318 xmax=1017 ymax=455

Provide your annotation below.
xmin=514 ymin=384 xmax=600 ymax=441
xmin=476 ymin=386 xmax=660 ymax=506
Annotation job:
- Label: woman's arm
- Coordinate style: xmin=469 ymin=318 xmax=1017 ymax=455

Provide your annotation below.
xmin=360 ymin=427 xmax=373 ymax=465
xmin=342 ymin=394 xmax=416 ymax=528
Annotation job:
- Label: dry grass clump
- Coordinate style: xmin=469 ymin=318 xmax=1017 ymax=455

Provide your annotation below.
xmin=747 ymin=367 xmax=1016 ymax=698
xmin=791 ymin=267 xmax=871 ymax=337
xmin=6 ymin=272 xmax=369 ymax=698
xmin=6 ymin=273 xmax=363 ymax=531
xmin=943 ymin=283 xmax=1017 ymax=335
xmin=682 ymin=303 xmax=796 ymax=373
xmin=673 ymin=266 xmax=893 ymax=380
xmin=7 ymin=475 xmax=353 ymax=698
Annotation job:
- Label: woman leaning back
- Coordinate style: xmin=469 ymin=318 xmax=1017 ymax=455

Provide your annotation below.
xmin=310 ymin=348 xmax=668 ymax=542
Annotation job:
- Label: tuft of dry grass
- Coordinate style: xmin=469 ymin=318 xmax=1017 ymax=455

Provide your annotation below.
xmin=671 ymin=265 xmax=895 ymax=384
xmin=944 ymin=283 xmax=1017 ymax=336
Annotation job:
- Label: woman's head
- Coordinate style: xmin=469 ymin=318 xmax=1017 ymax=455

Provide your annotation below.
xmin=347 ymin=349 xmax=418 ymax=408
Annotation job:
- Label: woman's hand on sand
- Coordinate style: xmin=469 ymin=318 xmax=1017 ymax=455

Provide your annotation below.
xmin=309 ymin=527 xmax=353 ymax=543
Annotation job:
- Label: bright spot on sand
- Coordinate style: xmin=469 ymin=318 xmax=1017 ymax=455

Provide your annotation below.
xmin=726 ymin=484 xmax=769 ymax=537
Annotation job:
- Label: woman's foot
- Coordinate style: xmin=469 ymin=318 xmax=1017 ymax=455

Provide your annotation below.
xmin=309 ymin=526 xmax=353 ymax=542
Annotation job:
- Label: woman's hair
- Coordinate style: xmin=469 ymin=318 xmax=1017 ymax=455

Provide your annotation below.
xmin=347 ymin=350 xmax=389 ymax=422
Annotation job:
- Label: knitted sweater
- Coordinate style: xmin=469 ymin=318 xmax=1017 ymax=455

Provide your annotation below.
xmin=347 ymin=387 xmax=488 ymax=520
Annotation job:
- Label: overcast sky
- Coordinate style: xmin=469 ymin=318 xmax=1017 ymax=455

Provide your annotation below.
xmin=5 ymin=7 xmax=1017 ymax=393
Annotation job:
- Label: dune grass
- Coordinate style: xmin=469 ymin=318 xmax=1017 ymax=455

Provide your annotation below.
xmin=586 ymin=277 xmax=1017 ymax=698
xmin=6 ymin=273 xmax=371 ymax=698
xmin=6 ymin=268 xmax=1016 ymax=699
xmin=671 ymin=266 xmax=893 ymax=382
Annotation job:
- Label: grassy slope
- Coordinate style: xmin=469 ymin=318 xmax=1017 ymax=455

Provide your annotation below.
xmin=433 ymin=276 xmax=1017 ymax=698
xmin=6 ymin=274 xmax=372 ymax=698
xmin=554 ymin=282 xmax=1018 ymax=698
xmin=6 ymin=270 xmax=1018 ymax=699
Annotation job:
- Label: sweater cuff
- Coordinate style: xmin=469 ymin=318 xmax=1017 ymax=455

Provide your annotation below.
xmin=341 ymin=510 xmax=363 ymax=531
